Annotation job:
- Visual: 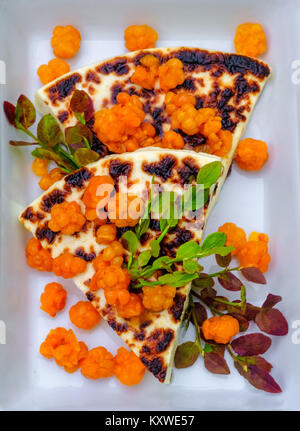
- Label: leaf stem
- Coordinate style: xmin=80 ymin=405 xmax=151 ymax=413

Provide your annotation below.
xmin=191 ymin=308 xmax=204 ymax=356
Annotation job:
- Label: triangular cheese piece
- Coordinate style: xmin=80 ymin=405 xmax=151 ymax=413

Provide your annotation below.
xmin=20 ymin=148 xmax=221 ymax=383
xmin=34 ymin=46 xmax=271 ymax=212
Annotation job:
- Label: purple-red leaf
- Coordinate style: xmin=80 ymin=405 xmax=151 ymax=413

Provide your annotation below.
xmin=3 ymin=101 xmax=16 ymax=126
xmin=245 ymin=356 xmax=273 ymax=372
xmin=215 ymin=253 xmax=232 ymax=268
xmin=231 ymin=333 xmax=272 ymax=356
xmin=204 ymin=351 xmax=230 ymax=375
xmin=70 ymin=89 xmax=94 ymax=122
xmin=228 ymin=313 xmax=249 ymax=332
xmin=234 ymin=362 xmax=282 ymax=393
xmin=193 ymin=302 xmax=207 ymax=327
xmin=255 ymin=308 xmax=288 ymax=336
xmin=213 ymin=296 xmax=229 ymax=312
xmin=262 ymin=294 xmax=282 ymax=309
xmin=174 ymin=341 xmax=199 ymax=369
xmin=241 ymin=267 xmax=266 ymax=284
xmin=15 ymin=94 xmax=36 ymax=129
xmin=218 ymin=272 xmax=242 ymax=291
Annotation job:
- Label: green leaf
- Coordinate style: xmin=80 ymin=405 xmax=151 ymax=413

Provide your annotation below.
xmin=176 ymin=241 xmax=201 ymax=259
xmin=136 ymin=217 xmax=150 ymax=239
xmin=31 ymin=148 xmax=63 ymax=163
xmin=151 ymin=256 xmax=172 ymax=270
xmin=37 ymin=114 xmax=64 ymax=148
xmin=202 ymin=246 xmax=234 ymax=257
xmin=201 ymin=232 xmax=226 ymax=251
xmin=196 ymin=161 xmax=222 ymax=189
xmin=150 ymin=239 xmax=160 ymax=258
xmin=204 ymin=343 xmax=213 ymax=353
xmin=65 ymin=123 xmax=93 ymax=152
xmin=160 ymin=218 xmax=168 ymax=232
xmin=15 ymin=95 xmax=36 ymax=129
xmin=183 ymin=259 xmax=202 ymax=274
xmin=138 ymin=250 xmax=152 ymax=268
xmin=158 ymin=271 xmax=198 ymax=287
xmin=122 ymin=231 xmax=138 ymax=255
xmin=73 ymin=148 xmax=100 ymax=165
xmin=174 ymin=342 xmax=199 ymax=369
xmin=192 ymin=273 xmax=215 ymax=290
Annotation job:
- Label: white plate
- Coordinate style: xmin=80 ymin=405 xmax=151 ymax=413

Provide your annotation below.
xmin=1 ymin=0 xmax=300 ymax=411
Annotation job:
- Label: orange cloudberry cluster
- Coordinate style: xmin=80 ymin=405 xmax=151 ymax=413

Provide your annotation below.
xmin=93 ymin=241 xmax=126 ymax=270
xmin=37 ymin=58 xmax=70 ymax=85
xmin=107 ymin=192 xmax=145 ymax=228
xmin=52 ymin=252 xmax=87 ymax=279
xmin=94 ymin=92 xmax=157 ymax=153
xmin=114 ymin=347 xmax=146 ymax=386
xmin=32 ymin=158 xmax=49 ymax=177
xmin=69 ymin=301 xmax=101 ymax=330
xmin=158 ymin=58 xmax=185 ymax=92
xmin=218 ymin=222 xmax=271 ymax=273
xmin=82 ymin=175 xmax=115 ymax=222
xmin=235 ymin=138 xmax=268 ymax=171
xmin=48 ymin=201 xmax=86 ymax=235
xmin=124 ymin=25 xmax=158 ymax=51
xmin=142 ymin=285 xmax=176 ymax=312
xmin=40 ymin=282 xmax=66 ymax=317
xmin=234 ymin=23 xmax=267 ymax=58
xmin=80 ymin=346 xmax=115 ymax=379
xmin=202 ymin=315 xmax=240 ymax=344
xmin=39 ymin=168 xmax=65 ymax=191
xmin=26 ymin=237 xmax=53 ymax=272
xmin=131 ymin=54 xmax=160 ymax=90
xmin=161 ymin=130 xmax=184 ymax=149
xmin=51 ymin=25 xmax=81 ymax=59
xmin=166 ymin=93 xmax=232 ymax=157
xmin=116 ymin=293 xmax=144 ymax=319
xmin=96 ymin=223 xmax=117 ymax=245
xmin=40 ymin=327 xmax=87 ymax=373
xmin=218 ymin=222 xmax=247 ymax=256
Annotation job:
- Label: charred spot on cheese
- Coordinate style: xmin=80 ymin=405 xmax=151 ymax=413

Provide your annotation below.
xmin=109 ymin=159 xmax=132 ymax=184
xmin=48 ymin=73 xmax=81 ymax=104
xmin=86 ymin=70 xmax=101 ymax=84
xmin=21 ymin=206 xmax=44 ymax=223
xmin=41 ymin=189 xmax=66 ymax=212
xmin=144 ymin=329 xmax=175 ymax=354
xmin=177 ymin=157 xmax=199 ymax=185
xmin=140 ymin=231 xmax=153 ymax=246
xmin=58 ymin=110 xmax=69 ymax=123
xmin=174 ymin=128 xmax=206 ymax=149
xmin=65 ymin=167 xmax=92 ymax=189
xmin=161 ymin=227 xmax=193 ymax=257
xmin=143 ymin=155 xmax=177 ymax=182
xmin=98 ymin=58 xmax=130 ymax=76
xmin=217 ymin=88 xmax=234 ymax=110
xmin=134 ymin=329 xmax=146 ymax=341
xmin=75 ymin=247 xmax=96 ymax=262
xmin=149 ymin=219 xmax=161 ymax=232
xmin=234 ymin=76 xmax=259 ymax=103
xmin=107 ymin=318 xmax=129 ymax=333
xmin=36 ymin=222 xmax=57 ymax=244
xmin=86 ymin=291 xmax=94 ymax=301
xmin=151 ymin=107 xmax=166 ymax=137
xmin=177 ymin=77 xmax=196 ymax=91
xmin=175 ymin=48 xmax=270 ymax=79
xmin=140 ymin=356 xmax=167 ymax=382
xmin=169 ymin=293 xmax=186 ymax=322
xmin=111 ymin=83 xmax=123 ymax=104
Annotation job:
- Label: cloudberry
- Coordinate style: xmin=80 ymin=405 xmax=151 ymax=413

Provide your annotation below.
xmin=234 ymin=23 xmax=267 ymax=58
xmin=161 ymin=130 xmax=184 ymax=149
xmin=48 ymin=201 xmax=86 ymax=235
xmin=90 ymin=265 xmax=130 ymax=292
xmin=114 ymin=347 xmax=146 ymax=386
xmin=158 ymin=58 xmax=185 ymax=92
xmin=202 ymin=315 xmax=239 ymax=344
xmin=96 ymin=223 xmax=117 ymax=244
xmin=69 ymin=301 xmax=101 ymax=330
xmin=32 ymin=158 xmax=48 ymax=177
xmin=107 ymin=192 xmax=144 ymax=228
xmin=116 ymin=293 xmax=144 ymax=319
xmin=235 ymin=138 xmax=268 ymax=171
xmin=80 ymin=346 xmax=115 ymax=379
xmin=218 ymin=223 xmax=247 ymax=256
xmin=142 ymin=285 xmax=176 ymax=312
xmin=124 ymin=25 xmax=158 ymax=51
xmin=40 ymin=282 xmax=67 ymax=317
xmin=26 ymin=237 xmax=53 ymax=272
xmin=82 ymin=175 xmax=114 ymax=221
xmin=39 ymin=168 xmax=64 ymax=191
xmin=237 ymin=240 xmax=270 ymax=273
xmin=52 ymin=252 xmax=87 ymax=278
xmin=37 ymin=58 xmax=70 ymax=85
xmin=51 ymin=25 xmax=81 ymax=59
